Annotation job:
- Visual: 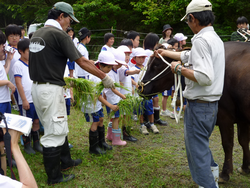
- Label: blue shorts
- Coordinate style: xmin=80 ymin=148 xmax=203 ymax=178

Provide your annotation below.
xmin=65 ymin=98 xmax=71 ymax=115
xmin=162 ymin=88 xmax=172 ymax=96
xmin=84 ymin=108 xmax=104 ymax=122
xmin=138 ymin=99 xmax=153 ymax=116
xmin=0 ymin=102 xmax=11 ymax=113
xmin=106 ymin=104 xmax=120 ymax=118
xmin=19 ymin=103 xmax=38 ymax=121
xmin=152 ymin=94 xmax=158 ymax=98
xmin=67 ymin=60 xmax=75 ymax=70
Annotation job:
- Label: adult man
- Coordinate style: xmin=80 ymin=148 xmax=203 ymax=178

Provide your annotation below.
xmin=231 ymin=16 xmax=250 ymax=42
xmin=29 ymin=2 xmax=114 ymax=185
xmin=157 ymin=0 xmax=225 ymax=187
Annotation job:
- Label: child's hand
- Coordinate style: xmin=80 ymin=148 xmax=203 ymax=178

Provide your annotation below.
xmin=6 ymin=50 xmax=15 ymax=61
xmin=22 ymin=100 xmax=30 ymax=110
xmin=111 ymin=104 xmax=119 ymax=111
xmin=135 ymin=69 xmax=140 ymax=74
xmin=7 ymin=81 xmax=15 ymax=95
xmin=121 ymin=94 xmax=126 ymax=100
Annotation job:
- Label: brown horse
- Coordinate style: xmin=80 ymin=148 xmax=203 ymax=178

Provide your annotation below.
xmin=139 ymin=41 xmax=250 ymax=183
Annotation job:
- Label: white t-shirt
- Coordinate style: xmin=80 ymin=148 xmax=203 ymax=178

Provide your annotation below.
xmin=180 ymin=26 xmax=225 ymax=102
xmin=81 ymin=75 xmax=102 ymax=113
xmin=73 ymin=37 xmax=79 ymax=47
xmin=8 ymin=47 xmax=21 ymax=86
xmin=75 ymin=43 xmax=90 ymax=78
xmin=101 ymin=45 xmax=115 ymax=53
xmin=143 ymin=49 xmax=153 ymax=66
xmin=0 ymin=62 xmax=11 ymax=103
xmin=131 ymin=65 xmax=145 ymax=97
xmin=118 ymin=65 xmax=132 ymax=95
xmin=0 ymin=174 xmax=23 ymax=188
xmin=104 ymin=69 xmax=121 ymax=104
xmin=12 ymin=59 xmax=33 ymax=105
xmin=63 ymin=65 xmax=71 ymax=99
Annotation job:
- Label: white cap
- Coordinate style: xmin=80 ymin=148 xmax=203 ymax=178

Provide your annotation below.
xmin=133 ymin=47 xmax=147 ymax=57
xmin=180 ymin=0 xmax=212 ymax=21
xmin=112 ymin=49 xmax=127 ymax=65
xmin=117 ymin=45 xmax=131 ymax=53
xmin=96 ymin=51 xmax=117 ymax=65
xmin=174 ymin=33 xmax=188 ymax=41
xmin=162 ymin=43 xmax=170 ymax=49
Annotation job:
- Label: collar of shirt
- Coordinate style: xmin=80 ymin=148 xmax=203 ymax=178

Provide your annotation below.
xmin=44 ymin=19 xmax=63 ymax=30
xmin=191 ymin=26 xmax=214 ymax=43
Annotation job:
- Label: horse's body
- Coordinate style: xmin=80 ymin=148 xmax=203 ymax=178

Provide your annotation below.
xmin=139 ymin=41 xmax=250 ymax=182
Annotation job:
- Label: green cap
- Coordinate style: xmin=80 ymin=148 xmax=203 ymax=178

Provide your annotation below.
xmin=53 ymin=2 xmax=79 ymax=23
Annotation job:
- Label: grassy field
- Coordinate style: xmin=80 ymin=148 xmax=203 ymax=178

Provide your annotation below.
xmin=8 ymin=97 xmax=250 ymax=188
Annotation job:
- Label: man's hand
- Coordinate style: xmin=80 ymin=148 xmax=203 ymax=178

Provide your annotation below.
xmin=2 ymin=128 xmax=22 ymax=149
xmin=102 ymin=75 xmax=115 ymax=88
xmin=171 ymin=61 xmax=182 ymax=73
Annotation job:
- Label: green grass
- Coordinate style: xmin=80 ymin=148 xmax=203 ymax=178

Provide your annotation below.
xmin=7 ymin=96 xmax=250 ymax=188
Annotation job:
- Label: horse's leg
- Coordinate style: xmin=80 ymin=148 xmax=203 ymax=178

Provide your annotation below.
xmin=218 ymin=120 xmax=234 ymax=183
xmin=237 ymin=122 xmax=250 ymax=174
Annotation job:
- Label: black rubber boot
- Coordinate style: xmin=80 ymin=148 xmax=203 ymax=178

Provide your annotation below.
xmin=31 ymin=130 xmax=43 ymax=153
xmin=97 ymin=126 xmax=112 ymax=150
xmin=60 ymin=137 xmax=82 ymax=171
xmin=43 ymin=146 xmax=75 ymax=185
xmin=122 ymin=126 xmax=137 ymax=142
xmin=143 ymin=113 xmax=151 ymax=129
xmin=89 ymin=129 xmax=106 ymax=155
xmin=23 ymin=134 xmax=36 ymax=154
xmin=154 ymin=108 xmax=168 ymax=126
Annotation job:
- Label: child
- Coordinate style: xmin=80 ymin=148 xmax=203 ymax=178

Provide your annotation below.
xmin=82 ymin=51 xmax=122 ymax=154
xmin=143 ymin=33 xmax=167 ymax=126
xmin=75 ymin=27 xmax=91 ymax=79
xmin=130 ymin=47 xmax=159 ymax=134
xmin=12 ymin=38 xmax=43 ymax=154
xmin=0 ymin=30 xmax=15 ymax=114
xmin=101 ymin=32 xmax=115 ymax=53
xmin=66 ymin=27 xmax=78 ymax=77
xmin=127 ymin=31 xmax=140 ymax=48
xmin=173 ymin=33 xmax=188 ymax=50
xmin=5 ymin=24 xmax=21 ymax=111
xmin=117 ymin=45 xmax=139 ymax=142
xmin=104 ymin=49 xmax=127 ymax=146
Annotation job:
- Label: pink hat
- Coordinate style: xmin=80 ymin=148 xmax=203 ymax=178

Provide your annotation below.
xmin=117 ymin=45 xmax=131 ymax=53
xmin=113 ymin=49 xmax=127 ymax=65
xmin=173 ymin=33 xmax=188 ymax=42
xmin=132 ymin=47 xmax=147 ymax=57
xmin=96 ymin=51 xmax=118 ymax=65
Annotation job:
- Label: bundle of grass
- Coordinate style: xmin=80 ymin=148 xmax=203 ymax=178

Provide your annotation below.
xmin=64 ymin=77 xmax=95 ymax=109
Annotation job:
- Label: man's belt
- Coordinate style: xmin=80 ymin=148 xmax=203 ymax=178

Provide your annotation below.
xmin=187 ymin=99 xmax=217 ymax=104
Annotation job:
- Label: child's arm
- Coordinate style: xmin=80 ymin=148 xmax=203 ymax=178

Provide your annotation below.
xmin=125 ymin=69 xmax=140 ymax=75
xmin=70 ymin=87 xmax=74 ymax=102
xmin=111 ymin=88 xmax=126 ymax=100
xmin=131 ymin=78 xmax=138 ymax=89
xmin=15 ymin=77 xmax=30 ymax=110
xmin=4 ymin=51 xmax=15 ymax=74
xmin=0 ymin=80 xmax=15 ymax=94
xmin=98 ymin=95 xmax=119 ymax=111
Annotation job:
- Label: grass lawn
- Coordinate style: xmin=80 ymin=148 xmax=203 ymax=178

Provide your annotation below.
xmin=8 ymin=96 xmax=250 ymax=187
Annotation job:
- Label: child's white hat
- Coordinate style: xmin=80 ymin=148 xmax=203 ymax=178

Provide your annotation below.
xmin=133 ymin=47 xmax=147 ymax=57
xmin=174 ymin=33 xmax=188 ymax=41
xmin=112 ymin=49 xmax=127 ymax=65
xmin=96 ymin=51 xmax=117 ymax=65
xmin=117 ymin=45 xmax=131 ymax=53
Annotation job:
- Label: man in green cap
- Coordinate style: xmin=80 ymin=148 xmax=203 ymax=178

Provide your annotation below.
xmin=29 ymin=1 xmax=115 ymax=185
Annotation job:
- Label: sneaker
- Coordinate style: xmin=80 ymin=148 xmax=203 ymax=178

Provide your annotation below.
xmin=150 ymin=124 xmax=159 ymax=134
xmin=132 ymin=115 xmax=138 ymax=121
xmin=160 ymin=109 xmax=171 ymax=117
xmin=170 ymin=112 xmax=183 ymax=119
xmin=12 ymin=104 xmax=19 ymax=111
xmin=140 ymin=125 xmax=149 ymax=135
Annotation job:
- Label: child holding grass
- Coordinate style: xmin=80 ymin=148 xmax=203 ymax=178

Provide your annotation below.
xmin=82 ymin=51 xmax=124 ymax=154
xmin=117 ymin=45 xmax=140 ymax=142
xmin=130 ymin=47 xmax=159 ymax=135
xmin=12 ymin=38 xmax=43 ymax=154
xmin=104 ymin=49 xmax=127 ymax=146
